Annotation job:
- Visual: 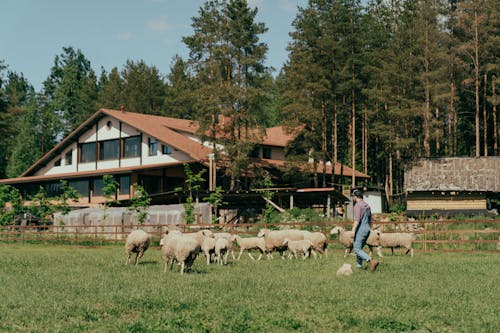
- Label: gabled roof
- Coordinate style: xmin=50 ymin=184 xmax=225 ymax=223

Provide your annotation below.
xmin=21 ymin=109 xmax=213 ymax=177
xmin=256 ymin=158 xmax=370 ymax=178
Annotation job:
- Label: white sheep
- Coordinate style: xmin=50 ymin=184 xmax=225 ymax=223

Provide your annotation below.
xmin=201 ymin=237 xmax=217 ymax=265
xmin=301 ymin=230 xmax=328 ymax=257
xmin=214 ymin=237 xmax=230 ymax=265
xmin=376 ymin=232 xmax=416 ymax=257
xmin=257 ymin=228 xmax=305 ymax=259
xmin=330 ymin=226 xmax=381 ymax=257
xmin=213 ymin=232 xmax=237 ymax=259
xmin=282 ymin=238 xmax=315 ymax=259
xmin=234 ymin=235 xmax=267 ymax=260
xmin=336 ymin=263 xmax=353 ymax=276
xmin=183 ymin=229 xmax=215 ymax=246
xmin=125 ymin=230 xmax=151 ymax=265
xmin=160 ymin=231 xmax=201 ymax=274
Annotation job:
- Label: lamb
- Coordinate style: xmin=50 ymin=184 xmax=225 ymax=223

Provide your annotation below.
xmin=336 ymin=263 xmax=353 ymax=276
xmin=257 ymin=228 xmax=305 ymax=259
xmin=301 ymin=230 xmax=328 ymax=257
xmin=282 ymin=238 xmax=315 ymax=259
xmin=201 ymin=237 xmax=216 ymax=265
xmin=234 ymin=235 xmax=267 ymax=261
xmin=213 ymin=232 xmax=237 ymax=259
xmin=125 ymin=229 xmax=151 ymax=265
xmin=183 ymin=229 xmax=215 ymax=246
xmin=160 ymin=231 xmax=201 ymax=274
xmin=330 ymin=226 xmax=381 ymax=257
xmin=214 ymin=237 xmax=230 ymax=265
xmin=376 ymin=232 xmax=416 ymax=257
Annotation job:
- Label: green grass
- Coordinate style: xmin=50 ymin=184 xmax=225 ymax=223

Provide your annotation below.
xmin=0 ymin=244 xmax=498 ymax=332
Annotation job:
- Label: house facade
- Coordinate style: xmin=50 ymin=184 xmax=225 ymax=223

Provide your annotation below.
xmin=404 ymin=157 xmax=500 ymax=216
xmin=0 ymin=108 xmax=369 ymax=207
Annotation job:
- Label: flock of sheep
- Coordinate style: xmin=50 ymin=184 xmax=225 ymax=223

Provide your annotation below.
xmin=125 ymin=226 xmax=416 ymax=274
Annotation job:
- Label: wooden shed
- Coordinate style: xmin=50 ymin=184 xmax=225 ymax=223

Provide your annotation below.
xmin=404 ymin=157 xmax=500 ymax=217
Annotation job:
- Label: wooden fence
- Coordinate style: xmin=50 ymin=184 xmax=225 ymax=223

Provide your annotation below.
xmin=1 ymin=219 xmax=499 ymax=253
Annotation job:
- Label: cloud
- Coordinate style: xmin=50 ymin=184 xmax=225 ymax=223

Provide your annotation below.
xmin=147 ymin=15 xmax=170 ymax=33
xmin=118 ymin=32 xmax=133 ymax=40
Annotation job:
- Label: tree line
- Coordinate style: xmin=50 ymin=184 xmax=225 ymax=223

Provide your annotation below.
xmin=0 ymin=0 xmax=498 ymax=203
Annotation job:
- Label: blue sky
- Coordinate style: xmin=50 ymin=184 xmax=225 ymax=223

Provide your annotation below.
xmin=1 ymin=0 xmax=307 ymax=91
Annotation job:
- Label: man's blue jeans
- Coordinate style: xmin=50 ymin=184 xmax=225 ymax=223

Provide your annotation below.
xmin=354 ymin=225 xmax=371 ymax=267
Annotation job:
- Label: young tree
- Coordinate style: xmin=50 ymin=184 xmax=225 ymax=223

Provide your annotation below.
xmin=128 ymin=184 xmax=151 ymax=225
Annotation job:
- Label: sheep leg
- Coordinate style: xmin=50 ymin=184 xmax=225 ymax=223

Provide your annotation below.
xmin=125 ymin=253 xmax=131 ymax=265
xmin=376 ymin=246 xmax=383 ymax=257
xmin=391 ymin=247 xmax=395 ymax=255
xmin=256 ymin=252 xmax=263 ymax=261
xmin=247 ymin=252 xmax=256 ymax=261
xmin=135 ymin=250 xmax=144 ymax=265
xmin=343 ymin=248 xmax=350 ymax=258
xmin=224 ymin=252 xmax=228 ymax=265
xmin=311 ymin=249 xmax=317 ymax=259
xmin=180 ymin=262 xmax=185 ymax=274
xmin=205 ymin=253 xmax=210 ymax=265
xmin=230 ymin=250 xmax=236 ymax=260
xmin=237 ymin=249 xmax=244 ymax=260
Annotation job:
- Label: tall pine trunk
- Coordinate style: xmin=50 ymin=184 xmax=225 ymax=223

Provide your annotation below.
xmin=493 ymin=76 xmax=498 ymax=155
xmin=474 ymin=10 xmax=480 ymax=157
xmin=483 ymin=73 xmax=488 ymax=156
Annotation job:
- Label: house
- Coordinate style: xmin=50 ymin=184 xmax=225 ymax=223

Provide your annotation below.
xmin=0 ymin=108 xmax=369 ymax=209
xmin=404 ymin=157 xmax=500 ymax=217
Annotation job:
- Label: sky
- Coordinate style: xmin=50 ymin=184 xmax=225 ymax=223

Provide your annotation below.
xmin=1 ymin=0 xmax=308 ymax=92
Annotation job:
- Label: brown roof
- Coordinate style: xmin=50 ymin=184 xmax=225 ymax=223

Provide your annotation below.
xmin=405 ymin=157 xmax=500 ymax=192
xmin=258 ymin=159 xmax=370 ymax=178
xmin=12 ymin=108 xmax=369 ymax=181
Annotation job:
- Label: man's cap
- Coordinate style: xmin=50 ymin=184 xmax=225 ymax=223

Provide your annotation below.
xmin=351 ymin=189 xmax=363 ymax=198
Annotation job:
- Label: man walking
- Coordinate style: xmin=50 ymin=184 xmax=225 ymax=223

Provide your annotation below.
xmin=352 ymin=189 xmax=379 ymax=271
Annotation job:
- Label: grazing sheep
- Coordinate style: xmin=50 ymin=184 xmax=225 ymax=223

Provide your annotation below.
xmin=257 ymin=228 xmax=305 ymax=259
xmin=201 ymin=237 xmax=217 ymax=265
xmin=336 ymin=263 xmax=353 ymax=276
xmin=301 ymin=230 xmax=328 ymax=257
xmin=282 ymin=238 xmax=315 ymax=259
xmin=234 ymin=236 xmax=267 ymax=261
xmin=214 ymin=237 xmax=230 ymax=265
xmin=160 ymin=232 xmax=201 ymax=274
xmin=183 ymin=229 xmax=215 ymax=246
xmin=125 ymin=230 xmax=151 ymax=265
xmin=377 ymin=232 xmax=416 ymax=257
xmin=330 ymin=226 xmax=381 ymax=257
xmin=213 ymin=232 xmax=237 ymax=259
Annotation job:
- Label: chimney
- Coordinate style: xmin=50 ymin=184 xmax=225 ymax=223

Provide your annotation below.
xmin=120 ymin=105 xmax=125 ymax=112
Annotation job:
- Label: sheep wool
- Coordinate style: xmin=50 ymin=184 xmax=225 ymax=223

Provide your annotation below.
xmin=125 ymin=230 xmax=151 ymax=266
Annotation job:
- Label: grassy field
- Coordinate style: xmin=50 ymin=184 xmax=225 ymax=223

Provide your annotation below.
xmin=0 ymin=243 xmax=498 ymax=332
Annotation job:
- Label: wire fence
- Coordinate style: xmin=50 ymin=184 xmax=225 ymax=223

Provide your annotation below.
xmin=1 ymin=219 xmax=499 ymax=253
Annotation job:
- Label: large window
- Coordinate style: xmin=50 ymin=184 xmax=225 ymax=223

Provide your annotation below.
xmin=69 ymin=180 xmax=89 ymax=197
xmin=99 ymin=139 xmax=120 ymax=160
xmin=119 ymin=175 xmax=130 ymax=195
xmin=123 ymin=136 xmax=141 ymax=158
xmin=148 ymin=138 xmax=158 ymax=156
xmin=92 ymin=178 xmax=104 ymax=196
xmin=80 ymin=142 xmax=97 ymax=163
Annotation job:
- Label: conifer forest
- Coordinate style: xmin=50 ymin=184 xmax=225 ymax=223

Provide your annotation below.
xmin=0 ymin=0 xmax=498 ymax=202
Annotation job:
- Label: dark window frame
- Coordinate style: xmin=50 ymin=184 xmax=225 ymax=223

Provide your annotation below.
xmin=122 ymin=135 xmax=141 ymax=158
xmin=99 ymin=139 xmax=120 ymax=160
xmin=80 ymin=142 xmax=97 ymax=163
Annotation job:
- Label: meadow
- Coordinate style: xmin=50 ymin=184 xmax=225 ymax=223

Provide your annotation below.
xmin=0 ymin=243 xmax=498 ymax=332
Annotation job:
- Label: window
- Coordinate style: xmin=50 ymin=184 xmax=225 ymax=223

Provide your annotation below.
xmin=106 ymin=120 xmax=113 ymax=129
xmin=92 ymin=178 xmax=104 ymax=196
xmin=80 ymin=142 xmax=97 ymax=163
xmin=65 ymin=151 xmax=72 ymax=165
xmin=54 ymin=158 xmax=61 ymax=167
xmin=123 ymin=136 xmax=141 ymax=158
xmin=162 ymin=144 xmax=172 ymax=154
xmin=119 ymin=175 xmax=130 ymax=195
xmin=263 ymin=147 xmax=272 ymax=159
xmin=69 ymin=179 xmax=89 ymax=197
xmin=249 ymin=146 xmax=259 ymax=158
xmin=99 ymin=139 xmax=120 ymax=160
xmin=148 ymin=138 xmax=158 ymax=156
